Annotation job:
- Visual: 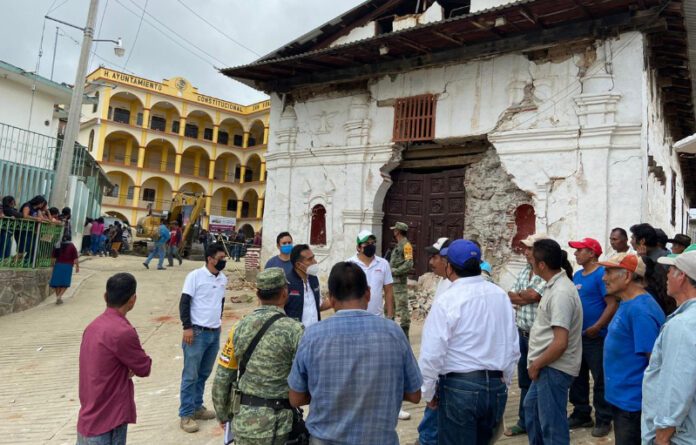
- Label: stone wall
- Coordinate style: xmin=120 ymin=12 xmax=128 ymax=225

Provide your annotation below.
xmin=0 ymin=269 xmax=52 ymax=316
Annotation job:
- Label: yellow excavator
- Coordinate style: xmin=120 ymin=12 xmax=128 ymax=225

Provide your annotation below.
xmin=135 ymin=193 xmax=207 ymax=257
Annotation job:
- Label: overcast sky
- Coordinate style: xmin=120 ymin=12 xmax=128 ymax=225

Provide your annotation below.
xmin=1 ymin=0 xmax=364 ymax=105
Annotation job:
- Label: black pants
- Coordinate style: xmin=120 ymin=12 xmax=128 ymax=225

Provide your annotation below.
xmin=612 ymin=405 xmax=641 ymax=445
xmin=569 ymin=336 xmax=613 ymax=424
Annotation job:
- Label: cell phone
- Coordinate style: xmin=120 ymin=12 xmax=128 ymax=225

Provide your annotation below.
xmin=224 ymin=421 xmax=235 ymax=444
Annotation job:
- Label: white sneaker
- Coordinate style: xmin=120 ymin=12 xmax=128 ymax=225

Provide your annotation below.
xmin=398 ymin=409 xmax=411 ymax=420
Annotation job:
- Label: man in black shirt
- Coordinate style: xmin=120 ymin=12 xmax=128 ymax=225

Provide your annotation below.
xmin=110 ymin=222 xmax=124 ymax=257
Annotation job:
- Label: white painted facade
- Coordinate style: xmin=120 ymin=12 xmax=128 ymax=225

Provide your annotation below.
xmin=262 ymin=31 xmax=689 ymax=286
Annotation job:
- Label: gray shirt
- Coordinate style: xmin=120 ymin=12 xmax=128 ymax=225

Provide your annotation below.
xmin=527 ymin=271 xmax=583 ymax=376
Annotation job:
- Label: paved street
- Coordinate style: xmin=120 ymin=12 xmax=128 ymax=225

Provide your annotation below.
xmin=0 ymin=255 xmax=606 ymax=444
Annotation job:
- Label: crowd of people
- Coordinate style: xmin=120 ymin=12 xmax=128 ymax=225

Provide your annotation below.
xmin=73 ymin=220 xmax=696 ymax=445
xmin=82 ymin=217 xmax=129 ymax=258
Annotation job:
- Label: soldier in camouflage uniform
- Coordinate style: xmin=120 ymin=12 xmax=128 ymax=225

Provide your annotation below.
xmin=389 ymin=221 xmax=414 ymax=338
xmin=212 ymin=267 xmax=304 ymax=445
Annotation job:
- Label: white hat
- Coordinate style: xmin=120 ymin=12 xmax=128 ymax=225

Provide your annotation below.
xmin=425 ymin=237 xmax=450 ymax=254
xmin=658 ymin=250 xmax=696 ymax=281
xmin=356 ymin=230 xmax=376 ymax=244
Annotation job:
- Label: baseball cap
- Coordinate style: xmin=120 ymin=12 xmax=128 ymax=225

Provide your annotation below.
xmin=658 ymin=250 xmax=696 ymax=281
xmin=390 ymin=221 xmax=409 ymax=232
xmin=598 ymin=253 xmax=646 ymax=277
xmin=440 ymin=239 xmax=481 ymax=267
xmin=521 ymin=233 xmax=550 ymax=247
xmin=568 ymin=238 xmax=603 ymax=257
xmin=356 ymin=230 xmax=376 ymax=245
xmin=425 ymin=237 xmax=450 ymax=255
xmin=481 ymin=261 xmax=492 ymax=275
xmin=256 ymin=267 xmax=289 ymax=291
xmin=668 ymin=234 xmax=692 ymax=247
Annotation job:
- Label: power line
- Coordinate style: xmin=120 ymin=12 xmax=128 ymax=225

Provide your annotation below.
xmin=91 ymin=0 xmax=110 ymax=71
xmin=114 ymin=0 xmax=230 ymax=68
xmin=47 ymin=0 xmax=71 ymax=15
xmin=122 ymin=0 xmax=148 ymax=69
xmin=175 ymin=0 xmax=261 ymax=58
xmin=58 ymin=28 xmax=136 ymax=74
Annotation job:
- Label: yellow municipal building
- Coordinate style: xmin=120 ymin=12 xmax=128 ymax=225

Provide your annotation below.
xmin=78 ymin=67 xmax=268 ymax=237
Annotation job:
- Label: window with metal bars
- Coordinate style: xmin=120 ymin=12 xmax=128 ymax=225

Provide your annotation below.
xmin=392 ymin=94 xmax=437 ymax=142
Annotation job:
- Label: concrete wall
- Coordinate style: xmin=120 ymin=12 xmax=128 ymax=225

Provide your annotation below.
xmin=262 ymin=31 xmax=688 ymax=283
xmin=0 ymin=269 xmax=52 ymax=316
xmin=0 ymin=77 xmax=61 ymax=137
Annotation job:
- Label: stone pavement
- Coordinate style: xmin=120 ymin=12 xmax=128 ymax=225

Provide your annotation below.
xmin=0 ymin=255 xmax=608 ymax=444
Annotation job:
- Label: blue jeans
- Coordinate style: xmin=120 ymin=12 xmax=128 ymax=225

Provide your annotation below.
xmin=418 ymin=406 xmax=438 ymax=445
xmin=76 ymin=423 xmax=127 ymax=445
xmin=178 ymin=327 xmax=220 ymax=417
xmin=524 ymin=367 xmax=573 ymax=445
xmin=569 ymin=336 xmax=612 ymax=424
xmin=516 ymin=333 xmax=531 ymax=429
xmin=437 ymin=374 xmax=507 ymax=445
xmin=144 ymin=244 xmax=165 ymax=268
xmin=90 ymin=234 xmax=100 ymax=254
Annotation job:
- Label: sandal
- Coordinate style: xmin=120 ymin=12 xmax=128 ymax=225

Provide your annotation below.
xmin=504 ymin=425 xmax=526 ymax=437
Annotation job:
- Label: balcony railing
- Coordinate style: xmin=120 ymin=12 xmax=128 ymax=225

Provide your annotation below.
xmin=0 ymin=217 xmax=64 ymax=269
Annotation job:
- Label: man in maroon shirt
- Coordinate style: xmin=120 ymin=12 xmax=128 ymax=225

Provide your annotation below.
xmin=77 ymin=273 xmax=152 ymax=445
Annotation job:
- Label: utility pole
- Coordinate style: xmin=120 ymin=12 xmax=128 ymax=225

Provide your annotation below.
xmin=51 ymin=26 xmax=59 ymax=81
xmin=50 ymin=0 xmax=99 ymax=209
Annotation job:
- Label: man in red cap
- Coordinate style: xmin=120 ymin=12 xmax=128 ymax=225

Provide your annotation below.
xmin=567 ymin=238 xmax=617 ymax=437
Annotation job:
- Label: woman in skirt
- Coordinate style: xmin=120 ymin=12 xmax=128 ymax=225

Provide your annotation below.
xmin=50 ymin=235 xmax=79 ymax=305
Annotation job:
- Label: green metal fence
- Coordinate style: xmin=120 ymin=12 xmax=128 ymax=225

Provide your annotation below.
xmin=0 ymin=217 xmax=64 ymax=269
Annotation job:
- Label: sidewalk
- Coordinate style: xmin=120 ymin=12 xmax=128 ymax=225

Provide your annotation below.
xmin=0 ymin=255 xmax=603 ymax=444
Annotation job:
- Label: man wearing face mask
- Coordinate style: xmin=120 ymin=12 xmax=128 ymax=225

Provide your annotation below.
xmin=178 ymin=243 xmax=229 ymax=433
xmin=264 ymin=232 xmax=294 ymax=278
xmin=285 ymin=244 xmax=331 ymax=328
xmin=347 ymin=230 xmax=395 ymax=319
xmin=389 ymin=222 xmax=414 ymax=339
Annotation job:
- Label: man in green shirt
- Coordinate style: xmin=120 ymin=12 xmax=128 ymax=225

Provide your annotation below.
xmin=211 ymin=267 xmax=304 ymax=444
xmin=389 ymin=221 xmax=414 ymax=339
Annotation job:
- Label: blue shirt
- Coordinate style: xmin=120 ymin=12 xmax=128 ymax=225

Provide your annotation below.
xmin=288 ymin=310 xmax=422 ymax=445
xmin=573 ymin=267 xmax=608 ymax=337
xmin=155 ymin=224 xmax=170 ymax=246
xmin=642 ymin=299 xmax=696 ymax=445
xmin=604 ymin=293 xmax=664 ymax=412
xmin=264 ymin=255 xmax=294 ymax=278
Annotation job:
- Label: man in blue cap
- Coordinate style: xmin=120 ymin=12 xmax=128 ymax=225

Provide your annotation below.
xmin=419 ymin=239 xmax=520 ymax=445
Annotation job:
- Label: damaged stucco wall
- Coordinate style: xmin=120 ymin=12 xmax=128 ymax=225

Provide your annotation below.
xmin=262 ymin=30 xmax=684 ymax=281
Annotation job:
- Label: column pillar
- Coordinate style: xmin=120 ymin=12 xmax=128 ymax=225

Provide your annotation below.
xmin=260 ymin=162 xmax=266 ymax=182
xmin=124 ymin=139 xmax=133 ymax=165
xmin=242 ymin=131 xmax=250 ymax=148
xmin=137 ymin=146 xmax=146 ymax=168
xmin=129 ymin=102 xmax=138 ymax=126
xmin=236 ymin=200 xmax=243 ymax=219
xmin=175 ymin=152 xmax=182 ymax=174
xmin=160 ymin=146 xmax=168 ymax=171
xmin=179 ymin=116 xmax=187 ymax=137
xmin=256 ymin=198 xmax=264 ymax=218
xmin=193 ymin=152 xmax=201 ymax=176
xmin=263 ymin=126 xmax=269 ymax=145
xmin=213 ymin=124 xmax=219 ymax=144
xmin=239 ymin=165 xmax=247 ymax=184
xmin=142 ymin=107 xmax=151 ymax=129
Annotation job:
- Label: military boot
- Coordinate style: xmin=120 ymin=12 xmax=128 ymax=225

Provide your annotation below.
xmin=194 ymin=405 xmax=216 ymax=420
xmin=180 ymin=416 xmax=199 ymax=433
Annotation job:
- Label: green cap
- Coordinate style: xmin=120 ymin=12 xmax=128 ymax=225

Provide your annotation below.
xmin=390 ymin=221 xmax=409 ymax=232
xmin=357 ymin=229 xmax=376 ymax=244
xmin=256 ymin=267 xmax=289 ymax=291
xmin=667 ymin=243 xmax=696 ymax=258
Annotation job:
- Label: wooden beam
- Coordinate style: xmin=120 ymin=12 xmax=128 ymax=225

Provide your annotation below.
xmin=430 ymin=30 xmax=463 ymax=45
xmin=309 ymin=0 xmax=404 ymax=51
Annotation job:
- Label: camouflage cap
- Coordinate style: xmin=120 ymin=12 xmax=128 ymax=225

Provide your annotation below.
xmin=390 ymin=221 xmax=409 ymax=232
xmin=256 ymin=267 xmax=289 ymax=291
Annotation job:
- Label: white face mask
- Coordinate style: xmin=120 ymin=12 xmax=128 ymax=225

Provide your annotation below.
xmin=306 ymin=263 xmax=320 ymax=277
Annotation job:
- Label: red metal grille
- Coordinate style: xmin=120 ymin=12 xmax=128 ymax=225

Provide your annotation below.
xmin=392 ymin=94 xmax=437 ymax=142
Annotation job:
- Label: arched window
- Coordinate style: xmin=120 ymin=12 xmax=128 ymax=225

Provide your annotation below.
xmin=88 ymin=129 xmax=95 ymax=152
xmin=511 ymin=204 xmax=536 ymax=254
xmin=310 ymin=205 xmax=327 ymax=246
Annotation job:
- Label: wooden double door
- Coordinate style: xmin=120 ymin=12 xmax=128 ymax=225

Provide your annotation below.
xmin=382 ymin=168 xmax=466 ymax=277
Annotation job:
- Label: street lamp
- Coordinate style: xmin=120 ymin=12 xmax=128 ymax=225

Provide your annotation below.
xmin=45 ymin=0 xmax=125 ymax=209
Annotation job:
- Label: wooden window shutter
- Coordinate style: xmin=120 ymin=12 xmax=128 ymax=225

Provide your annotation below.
xmin=392 ymin=94 xmax=437 ymax=142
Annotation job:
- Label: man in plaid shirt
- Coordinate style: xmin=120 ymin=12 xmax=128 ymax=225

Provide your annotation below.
xmin=504 ymin=233 xmax=548 ymax=437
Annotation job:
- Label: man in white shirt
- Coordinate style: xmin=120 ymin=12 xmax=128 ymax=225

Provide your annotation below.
xmin=178 ymin=243 xmax=228 ymax=433
xmin=419 ymin=239 xmax=519 ymax=445
xmin=346 ymin=230 xmax=394 ymax=319
xmin=602 ymin=227 xmax=636 ymax=260
xmin=285 ymin=244 xmax=331 ymax=328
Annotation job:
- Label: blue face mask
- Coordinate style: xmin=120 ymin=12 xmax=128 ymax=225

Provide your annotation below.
xmin=280 ymin=244 xmax=293 ymax=255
